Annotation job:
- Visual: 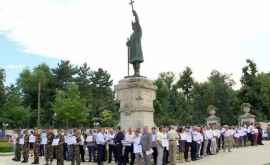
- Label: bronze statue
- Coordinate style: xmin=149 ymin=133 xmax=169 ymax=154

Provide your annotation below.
xmin=127 ymin=0 xmax=144 ymax=77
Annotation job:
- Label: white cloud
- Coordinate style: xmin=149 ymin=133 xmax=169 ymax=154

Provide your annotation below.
xmin=1 ymin=64 xmax=27 ymax=70
xmin=0 ymin=0 xmax=270 ymax=87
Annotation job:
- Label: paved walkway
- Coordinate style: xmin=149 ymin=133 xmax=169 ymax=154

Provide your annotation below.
xmin=1 ymin=142 xmax=270 ymax=165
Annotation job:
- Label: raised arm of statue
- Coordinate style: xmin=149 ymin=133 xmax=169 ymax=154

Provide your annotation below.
xmin=132 ymin=10 xmax=140 ymax=24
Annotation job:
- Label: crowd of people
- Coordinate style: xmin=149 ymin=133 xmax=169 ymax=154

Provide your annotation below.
xmin=9 ymin=123 xmax=265 ymax=165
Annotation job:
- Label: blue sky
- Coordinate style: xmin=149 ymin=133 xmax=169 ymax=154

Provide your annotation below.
xmin=0 ymin=35 xmax=58 ymax=85
xmin=0 ymin=0 xmax=269 ymax=88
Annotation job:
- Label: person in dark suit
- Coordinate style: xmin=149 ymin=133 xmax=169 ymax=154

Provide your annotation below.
xmin=114 ymin=127 xmax=125 ymax=165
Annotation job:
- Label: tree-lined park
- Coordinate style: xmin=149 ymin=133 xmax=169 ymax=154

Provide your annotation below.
xmin=0 ymin=59 xmax=269 ymax=128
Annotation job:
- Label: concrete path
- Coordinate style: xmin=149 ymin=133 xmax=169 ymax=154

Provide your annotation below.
xmin=1 ymin=142 xmax=270 ymax=165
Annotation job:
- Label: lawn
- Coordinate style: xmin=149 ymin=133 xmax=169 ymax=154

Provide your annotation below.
xmin=0 ymin=139 xmax=13 ymax=153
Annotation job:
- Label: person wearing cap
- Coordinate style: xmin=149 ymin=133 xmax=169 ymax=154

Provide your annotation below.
xmin=56 ymin=129 xmax=65 ymax=165
xmin=71 ymin=129 xmax=82 ymax=165
xmin=12 ymin=129 xmax=22 ymax=162
xmin=32 ymin=128 xmax=41 ymax=164
xmin=167 ymin=126 xmax=178 ymax=165
xmin=21 ymin=129 xmax=30 ymax=163
xmin=45 ymin=128 xmax=54 ymax=165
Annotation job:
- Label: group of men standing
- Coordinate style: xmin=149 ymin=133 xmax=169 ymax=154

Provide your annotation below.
xmin=10 ymin=123 xmax=264 ymax=165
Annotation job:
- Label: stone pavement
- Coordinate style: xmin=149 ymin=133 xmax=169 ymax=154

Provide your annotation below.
xmin=1 ymin=142 xmax=270 ymax=165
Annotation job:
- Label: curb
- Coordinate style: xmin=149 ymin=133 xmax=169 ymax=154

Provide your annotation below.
xmin=0 ymin=152 xmax=14 ymax=156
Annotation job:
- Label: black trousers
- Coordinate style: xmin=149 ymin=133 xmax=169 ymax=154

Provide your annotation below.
xmin=152 ymin=146 xmax=157 ymax=165
xmin=108 ymin=144 xmax=117 ymax=163
xmin=87 ymin=145 xmax=96 ymax=162
xmin=124 ymin=145 xmax=135 ymax=165
xmin=184 ymin=142 xmax=191 ymax=161
xmin=115 ymin=144 xmax=124 ymax=165
xmin=191 ymin=141 xmax=197 ymax=161
xmin=207 ymin=140 xmax=212 ymax=154
xmin=97 ymin=144 xmax=105 ymax=165
xmin=163 ymin=147 xmax=169 ymax=164
xmin=79 ymin=145 xmax=85 ymax=162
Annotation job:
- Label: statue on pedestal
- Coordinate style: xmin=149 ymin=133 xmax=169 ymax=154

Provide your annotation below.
xmin=127 ymin=0 xmax=144 ymax=77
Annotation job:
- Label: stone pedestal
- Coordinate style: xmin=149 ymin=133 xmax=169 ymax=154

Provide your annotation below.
xmin=115 ymin=77 xmax=156 ymax=129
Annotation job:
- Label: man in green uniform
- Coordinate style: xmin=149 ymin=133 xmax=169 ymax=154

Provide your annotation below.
xmin=21 ymin=129 xmax=30 ymax=163
xmin=12 ymin=130 xmax=22 ymax=162
xmin=71 ymin=129 xmax=81 ymax=165
xmin=32 ymin=128 xmax=41 ymax=164
xmin=56 ymin=129 xmax=65 ymax=165
xmin=45 ymin=129 xmax=54 ymax=165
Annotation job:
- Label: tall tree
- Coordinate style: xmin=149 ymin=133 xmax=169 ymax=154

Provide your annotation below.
xmin=89 ymin=68 xmax=117 ymax=126
xmin=1 ymin=85 xmax=30 ymax=128
xmin=177 ymin=67 xmax=194 ymax=103
xmin=0 ymin=68 xmax=5 ymax=107
xmin=17 ymin=64 xmax=54 ymax=127
xmin=52 ymin=60 xmax=77 ymax=90
xmin=53 ymin=83 xmax=87 ymax=127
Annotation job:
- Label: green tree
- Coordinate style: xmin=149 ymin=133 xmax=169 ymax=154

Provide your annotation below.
xmin=52 ymin=60 xmax=77 ymax=90
xmin=0 ymin=68 xmax=5 ymax=107
xmin=89 ymin=68 xmax=117 ymax=126
xmin=17 ymin=64 xmax=55 ymax=127
xmin=177 ymin=67 xmax=194 ymax=102
xmin=53 ymin=83 xmax=87 ymax=127
xmin=1 ymin=85 xmax=30 ymax=128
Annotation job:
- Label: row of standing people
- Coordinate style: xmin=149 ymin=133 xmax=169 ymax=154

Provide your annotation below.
xmin=10 ymin=124 xmax=264 ymax=165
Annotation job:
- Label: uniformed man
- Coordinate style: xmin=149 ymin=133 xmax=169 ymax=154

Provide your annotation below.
xmin=12 ymin=130 xmax=22 ymax=162
xmin=56 ymin=129 xmax=65 ymax=165
xmin=167 ymin=126 xmax=178 ymax=165
xmin=71 ymin=129 xmax=81 ymax=165
xmin=21 ymin=129 xmax=30 ymax=163
xmin=45 ymin=128 xmax=54 ymax=165
xmin=32 ymin=128 xmax=41 ymax=164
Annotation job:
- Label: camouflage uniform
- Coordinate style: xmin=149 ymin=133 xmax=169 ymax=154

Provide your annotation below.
xmin=33 ymin=132 xmax=41 ymax=164
xmin=71 ymin=135 xmax=81 ymax=165
xmin=22 ymin=132 xmax=30 ymax=162
xmin=45 ymin=132 xmax=54 ymax=165
xmin=56 ymin=134 xmax=65 ymax=165
xmin=14 ymin=135 xmax=22 ymax=161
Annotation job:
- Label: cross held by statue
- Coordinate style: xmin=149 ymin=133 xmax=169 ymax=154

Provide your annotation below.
xmin=129 ymin=0 xmax=135 ymax=10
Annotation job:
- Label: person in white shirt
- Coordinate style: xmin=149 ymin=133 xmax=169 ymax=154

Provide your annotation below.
xmin=133 ymin=128 xmax=143 ymax=165
xmin=106 ymin=129 xmax=116 ymax=163
xmin=184 ymin=127 xmax=192 ymax=162
xmin=96 ymin=128 xmax=106 ymax=165
xmin=85 ymin=130 xmax=96 ymax=162
xmin=124 ymin=128 xmax=135 ymax=164
xmin=156 ymin=127 xmax=164 ymax=165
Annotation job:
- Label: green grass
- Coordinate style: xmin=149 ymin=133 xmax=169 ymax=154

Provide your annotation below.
xmin=0 ymin=140 xmax=13 ymax=153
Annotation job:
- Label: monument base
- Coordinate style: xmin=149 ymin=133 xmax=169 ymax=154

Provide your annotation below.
xmin=115 ymin=77 xmax=156 ymax=130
